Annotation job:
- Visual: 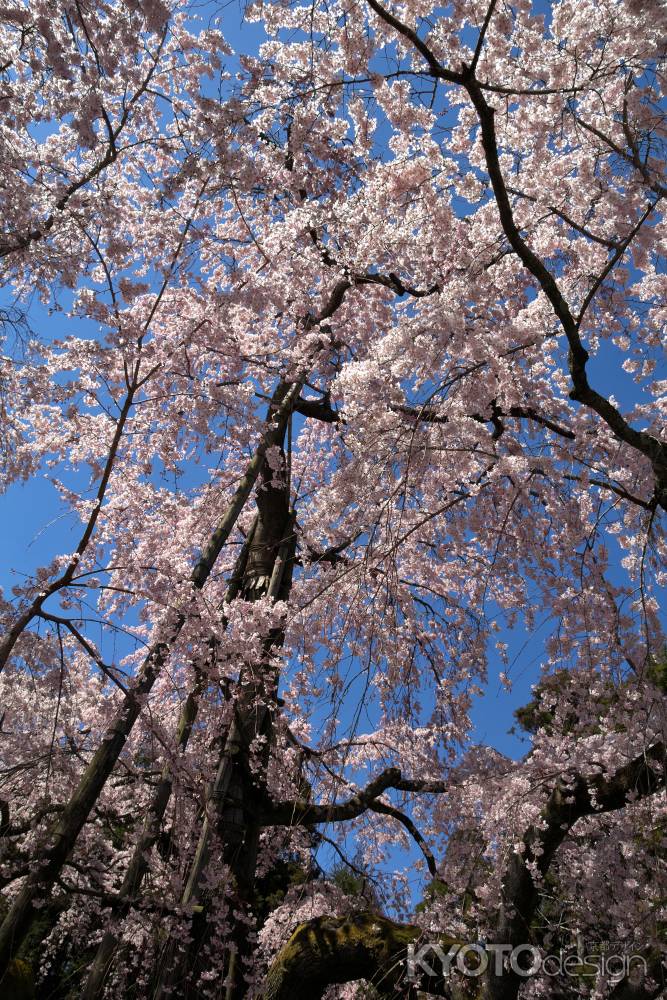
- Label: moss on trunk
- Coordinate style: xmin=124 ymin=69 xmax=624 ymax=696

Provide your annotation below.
xmin=262 ymin=911 xmax=460 ymax=1000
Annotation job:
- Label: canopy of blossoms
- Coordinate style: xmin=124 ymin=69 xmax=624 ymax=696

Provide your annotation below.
xmin=0 ymin=0 xmax=664 ymax=997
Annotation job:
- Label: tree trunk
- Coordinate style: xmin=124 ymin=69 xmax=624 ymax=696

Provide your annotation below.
xmin=261 ymin=912 xmax=458 ymax=1000
xmin=0 ymin=379 xmax=302 ymax=984
xmin=81 ymin=520 xmax=259 ymax=999
xmin=153 ymin=436 xmax=296 ymax=999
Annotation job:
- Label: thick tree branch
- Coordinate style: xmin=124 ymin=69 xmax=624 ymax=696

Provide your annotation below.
xmin=361 ymin=0 xmax=667 ymax=507
xmin=461 ymin=76 xmax=667 ymax=505
xmin=363 ymin=0 xmax=463 ymax=84
xmin=394 ymin=402 xmax=576 ymax=441
xmin=262 ymin=911 xmax=456 ymax=1000
xmin=293 ymin=396 xmax=341 ymax=423
xmin=356 ymin=271 xmax=441 ymax=297
xmin=262 ymin=767 xmax=404 ymax=825
xmin=80 ymin=525 xmax=258 ymax=1000
xmin=369 ymin=799 xmax=439 ymax=879
xmin=471 ymin=0 xmax=498 ymax=74
xmin=0 ymin=385 xmax=290 ymax=978
xmin=263 ymin=744 xmax=664 ymax=1000
xmin=491 ymin=742 xmax=665 ymax=1000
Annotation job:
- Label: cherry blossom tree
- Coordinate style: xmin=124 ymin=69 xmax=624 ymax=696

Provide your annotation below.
xmin=0 ymin=0 xmax=665 ymax=997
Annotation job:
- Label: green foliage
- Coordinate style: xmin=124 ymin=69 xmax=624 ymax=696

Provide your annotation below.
xmin=513 ymin=669 xmax=579 ymax=736
xmin=512 ymin=669 xmax=625 ymax=738
xmin=330 ymin=862 xmax=380 ymax=909
xmin=331 ymin=865 xmax=366 ymax=897
xmin=514 ymin=650 xmax=667 ymax=741
xmin=254 ymin=857 xmax=314 ymax=925
xmin=0 ymin=958 xmax=35 ymax=999
xmin=415 ymin=876 xmax=450 ymax=913
xmin=647 ymin=648 xmax=667 ymax=693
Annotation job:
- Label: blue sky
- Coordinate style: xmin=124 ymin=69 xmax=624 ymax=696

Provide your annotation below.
xmin=2 ymin=2 xmax=665 ymax=915
xmin=3 ymin=0 xmax=663 ymax=761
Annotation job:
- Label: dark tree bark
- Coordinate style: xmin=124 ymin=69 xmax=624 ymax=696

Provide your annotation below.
xmin=260 ymin=744 xmax=666 ymax=1000
xmin=153 ymin=432 xmax=297 ymax=1000
xmin=0 ymin=380 xmax=301 ymax=986
xmin=261 ymin=912 xmax=458 ymax=1000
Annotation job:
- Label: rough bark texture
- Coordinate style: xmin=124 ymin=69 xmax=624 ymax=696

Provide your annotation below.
xmin=261 ymin=744 xmax=666 ymax=1000
xmin=154 ymin=430 xmax=296 ymax=1000
xmin=261 ymin=912 xmax=458 ymax=1000
xmin=0 ymin=382 xmax=300 ymax=985
xmin=81 ymin=523 xmax=259 ymax=1000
